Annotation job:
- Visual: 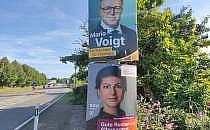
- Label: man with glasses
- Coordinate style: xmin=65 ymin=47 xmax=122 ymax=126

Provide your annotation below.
xmin=89 ymin=0 xmax=138 ymax=60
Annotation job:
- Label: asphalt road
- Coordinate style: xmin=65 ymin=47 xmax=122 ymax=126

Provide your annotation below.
xmin=0 ymin=85 xmax=69 ymax=130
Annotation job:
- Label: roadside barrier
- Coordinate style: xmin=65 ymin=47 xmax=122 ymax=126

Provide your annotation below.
xmin=14 ymin=94 xmax=65 ymax=130
xmin=34 ymin=104 xmax=39 ymax=130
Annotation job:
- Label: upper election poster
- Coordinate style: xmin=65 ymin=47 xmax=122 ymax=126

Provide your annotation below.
xmin=88 ymin=0 xmax=138 ymax=61
xmin=86 ymin=63 xmax=137 ymax=130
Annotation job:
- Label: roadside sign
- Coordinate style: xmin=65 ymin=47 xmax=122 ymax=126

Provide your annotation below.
xmin=86 ymin=63 xmax=137 ymax=130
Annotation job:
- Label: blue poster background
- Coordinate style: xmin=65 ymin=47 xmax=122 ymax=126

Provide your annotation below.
xmin=89 ymin=0 xmax=137 ymax=32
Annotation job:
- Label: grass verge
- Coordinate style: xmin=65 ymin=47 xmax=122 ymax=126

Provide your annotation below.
xmin=60 ymin=88 xmax=86 ymax=106
xmin=0 ymin=86 xmax=43 ymax=94
xmin=59 ymin=91 xmax=75 ymax=105
xmin=0 ymin=87 xmax=32 ymax=94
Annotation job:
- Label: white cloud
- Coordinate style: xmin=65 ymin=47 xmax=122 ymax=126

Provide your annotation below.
xmin=51 ymin=7 xmax=68 ymax=20
xmin=44 ymin=29 xmax=74 ymax=37
xmin=44 ymin=65 xmax=75 ymax=78
xmin=27 ymin=47 xmax=55 ymax=57
xmin=21 ymin=0 xmax=49 ymax=10
xmin=0 ymin=29 xmax=77 ymax=46
xmin=17 ymin=57 xmax=60 ymax=65
xmin=0 ymin=29 xmax=78 ymax=73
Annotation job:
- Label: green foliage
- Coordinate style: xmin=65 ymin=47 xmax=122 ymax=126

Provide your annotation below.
xmin=137 ymin=98 xmax=178 ymax=130
xmin=60 ymin=49 xmax=88 ymax=71
xmin=22 ymin=64 xmax=47 ymax=86
xmin=0 ymin=57 xmax=10 ymax=87
xmin=60 ymin=49 xmax=88 ymax=81
xmin=136 ymin=0 xmax=210 ymax=129
xmin=0 ymin=57 xmax=48 ymax=87
xmin=137 ymin=97 xmax=209 ymax=129
xmin=71 ymin=84 xmax=87 ymax=105
xmin=169 ymin=109 xmax=209 ymax=129
xmin=10 ymin=60 xmax=26 ymax=87
xmin=137 ymin=2 xmax=210 ymax=110
xmin=60 ymin=48 xmax=88 ymax=105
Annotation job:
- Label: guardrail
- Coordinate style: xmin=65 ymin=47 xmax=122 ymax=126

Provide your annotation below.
xmin=14 ymin=94 xmax=65 ymax=130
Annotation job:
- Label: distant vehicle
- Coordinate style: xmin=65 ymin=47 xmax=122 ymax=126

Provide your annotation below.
xmin=47 ymin=83 xmax=54 ymax=87
xmin=31 ymin=81 xmax=37 ymax=86
xmin=31 ymin=81 xmax=37 ymax=90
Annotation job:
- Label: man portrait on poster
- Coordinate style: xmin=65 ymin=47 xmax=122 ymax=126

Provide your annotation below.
xmin=89 ymin=0 xmax=138 ymax=60
xmin=86 ymin=64 xmax=137 ymax=130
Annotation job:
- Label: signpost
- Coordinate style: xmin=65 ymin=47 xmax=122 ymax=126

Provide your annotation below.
xmin=34 ymin=104 xmax=39 ymax=130
xmin=87 ymin=0 xmax=138 ymax=129
xmin=88 ymin=0 xmax=138 ymax=62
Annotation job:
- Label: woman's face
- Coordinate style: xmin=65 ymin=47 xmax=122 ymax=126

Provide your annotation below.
xmin=99 ymin=76 xmax=125 ymax=109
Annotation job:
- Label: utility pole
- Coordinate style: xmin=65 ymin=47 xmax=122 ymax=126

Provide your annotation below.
xmin=73 ymin=48 xmax=79 ymax=88
xmin=74 ymin=65 xmax=77 ymax=88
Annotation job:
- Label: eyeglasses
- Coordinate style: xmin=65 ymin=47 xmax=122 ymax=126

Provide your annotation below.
xmin=101 ymin=83 xmax=123 ymax=89
xmin=101 ymin=6 xmax=122 ymax=15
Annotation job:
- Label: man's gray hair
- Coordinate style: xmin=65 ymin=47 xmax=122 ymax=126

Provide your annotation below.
xmin=100 ymin=0 xmax=123 ymax=5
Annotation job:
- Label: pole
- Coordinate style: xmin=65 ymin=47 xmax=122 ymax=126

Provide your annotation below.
xmin=74 ymin=65 xmax=77 ymax=88
xmin=73 ymin=48 xmax=78 ymax=88
xmin=34 ymin=104 xmax=39 ymax=130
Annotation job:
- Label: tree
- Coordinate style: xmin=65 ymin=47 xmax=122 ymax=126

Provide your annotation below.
xmin=0 ymin=57 xmax=48 ymax=87
xmin=60 ymin=48 xmax=88 ymax=82
xmin=137 ymin=0 xmax=210 ymax=111
xmin=0 ymin=57 xmax=10 ymax=87
xmin=8 ymin=60 xmax=19 ymax=87
xmin=22 ymin=64 xmax=47 ymax=86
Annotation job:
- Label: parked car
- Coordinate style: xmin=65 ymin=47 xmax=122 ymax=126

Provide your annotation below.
xmin=47 ymin=83 xmax=54 ymax=87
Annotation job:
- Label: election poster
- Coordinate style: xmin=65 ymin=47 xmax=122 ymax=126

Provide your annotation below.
xmin=86 ymin=63 xmax=137 ymax=130
xmin=88 ymin=0 xmax=138 ymax=61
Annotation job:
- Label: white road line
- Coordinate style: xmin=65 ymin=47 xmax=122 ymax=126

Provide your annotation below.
xmin=13 ymin=94 xmax=65 ymax=130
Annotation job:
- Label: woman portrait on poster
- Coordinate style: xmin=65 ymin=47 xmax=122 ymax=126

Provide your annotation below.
xmin=86 ymin=65 xmax=126 ymax=130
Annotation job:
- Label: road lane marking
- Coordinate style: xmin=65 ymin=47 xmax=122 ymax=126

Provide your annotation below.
xmin=14 ymin=94 xmax=65 ymax=130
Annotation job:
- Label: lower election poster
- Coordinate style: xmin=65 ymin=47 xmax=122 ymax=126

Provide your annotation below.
xmin=86 ymin=63 xmax=137 ymax=130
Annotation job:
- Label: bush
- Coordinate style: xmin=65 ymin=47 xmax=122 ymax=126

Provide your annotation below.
xmin=72 ymin=84 xmax=87 ymax=105
xmin=137 ymin=97 xmax=210 ymax=129
xmin=137 ymin=98 xmax=178 ymax=130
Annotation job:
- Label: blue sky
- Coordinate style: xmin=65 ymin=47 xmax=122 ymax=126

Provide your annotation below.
xmin=0 ymin=0 xmax=209 ymax=78
xmin=0 ymin=0 xmax=88 ymax=78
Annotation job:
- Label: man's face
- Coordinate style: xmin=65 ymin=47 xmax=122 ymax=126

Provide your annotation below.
xmin=99 ymin=76 xmax=125 ymax=109
xmin=100 ymin=0 xmax=122 ymax=29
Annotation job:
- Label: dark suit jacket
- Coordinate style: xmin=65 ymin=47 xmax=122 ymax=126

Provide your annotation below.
xmin=89 ymin=24 xmax=138 ymax=61
xmin=86 ymin=108 xmax=126 ymax=130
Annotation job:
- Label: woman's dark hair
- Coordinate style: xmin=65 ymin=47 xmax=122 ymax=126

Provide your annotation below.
xmin=95 ymin=65 xmax=121 ymax=89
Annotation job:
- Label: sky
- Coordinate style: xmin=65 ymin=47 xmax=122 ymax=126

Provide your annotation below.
xmin=0 ymin=0 xmax=209 ymax=79
xmin=0 ymin=0 xmax=88 ymax=78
